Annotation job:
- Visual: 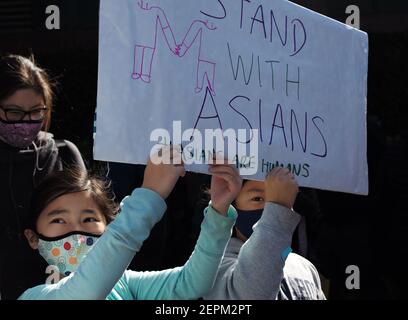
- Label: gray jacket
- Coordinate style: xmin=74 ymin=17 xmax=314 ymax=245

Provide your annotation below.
xmin=204 ymin=202 xmax=326 ymax=300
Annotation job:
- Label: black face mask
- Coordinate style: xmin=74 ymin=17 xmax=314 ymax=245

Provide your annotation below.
xmin=235 ymin=208 xmax=263 ymax=239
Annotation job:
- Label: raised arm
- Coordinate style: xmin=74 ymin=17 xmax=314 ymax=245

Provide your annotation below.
xmin=126 ymin=204 xmax=236 ymax=299
xmin=127 ymin=163 xmax=241 ymax=299
xmin=19 ymin=147 xmax=185 ymax=300
xmin=205 ymin=168 xmax=301 ymax=299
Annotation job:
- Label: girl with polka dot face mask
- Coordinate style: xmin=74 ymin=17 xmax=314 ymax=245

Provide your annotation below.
xmin=24 ymin=168 xmax=117 ymax=279
xmin=20 ymin=147 xmax=240 ymax=300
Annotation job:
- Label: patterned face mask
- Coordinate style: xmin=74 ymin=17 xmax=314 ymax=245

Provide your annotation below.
xmin=0 ymin=119 xmax=43 ymax=148
xmin=37 ymin=231 xmax=101 ymax=277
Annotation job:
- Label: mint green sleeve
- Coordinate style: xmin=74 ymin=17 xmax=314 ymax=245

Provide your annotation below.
xmin=19 ymin=188 xmax=167 ymax=300
xmin=124 ymin=205 xmax=237 ymax=300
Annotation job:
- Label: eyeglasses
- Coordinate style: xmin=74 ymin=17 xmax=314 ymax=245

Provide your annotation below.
xmin=0 ymin=105 xmax=48 ymax=122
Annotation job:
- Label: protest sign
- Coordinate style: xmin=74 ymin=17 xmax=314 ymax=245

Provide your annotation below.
xmin=95 ymin=0 xmax=369 ymax=195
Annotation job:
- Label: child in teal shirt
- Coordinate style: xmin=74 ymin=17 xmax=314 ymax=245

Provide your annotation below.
xmin=19 ymin=147 xmax=241 ymax=299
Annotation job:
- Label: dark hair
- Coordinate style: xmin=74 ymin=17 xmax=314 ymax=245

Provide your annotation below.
xmin=0 ymin=54 xmax=54 ymax=130
xmin=28 ymin=167 xmax=118 ymax=231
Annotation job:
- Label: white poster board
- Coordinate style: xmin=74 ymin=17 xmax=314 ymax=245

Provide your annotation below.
xmin=95 ymin=0 xmax=369 ymax=195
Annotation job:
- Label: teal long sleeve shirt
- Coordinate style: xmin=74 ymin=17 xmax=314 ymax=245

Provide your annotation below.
xmin=19 ymin=188 xmax=237 ymax=300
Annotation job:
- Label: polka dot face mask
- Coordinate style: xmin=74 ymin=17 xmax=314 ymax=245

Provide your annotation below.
xmin=37 ymin=231 xmax=101 ymax=277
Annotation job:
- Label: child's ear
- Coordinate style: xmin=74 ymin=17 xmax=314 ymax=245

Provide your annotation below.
xmin=24 ymin=229 xmax=39 ymax=250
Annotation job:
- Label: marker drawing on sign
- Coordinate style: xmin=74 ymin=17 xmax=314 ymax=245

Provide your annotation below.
xmin=132 ymin=1 xmax=217 ymax=94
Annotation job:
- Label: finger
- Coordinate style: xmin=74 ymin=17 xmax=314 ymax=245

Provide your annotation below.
xmin=210 ymin=153 xmax=232 ymax=165
xmin=209 ymin=163 xmax=235 ymax=171
xmin=211 ymin=169 xmax=242 ymax=186
xmin=276 ymin=168 xmax=291 ymax=177
xmin=172 ymin=144 xmax=182 ymax=154
xmin=268 ymin=167 xmax=282 ymax=176
xmin=157 ymin=147 xmax=163 ymax=158
xmin=211 ymin=172 xmax=236 ymax=186
xmin=209 ymin=162 xmax=238 ymax=172
xmin=149 ymin=146 xmax=166 ymax=165
xmin=209 ymin=165 xmax=237 ymax=177
xmin=282 ymin=169 xmax=293 ymax=176
xmin=175 ymin=164 xmax=186 ymax=178
xmin=173 ymin=158 xmax=184 ymax=167
xmin=162 ymin=144 xmax=172 ymax=155
xmin=170 ymin=145 xmax=183 ymax=159
xmin=170 ymin=149 xmax=183 ymax=165
xmin=160 ymin=145 xmax=181 ymax=163
xmin=172 ymin=147 xmax=184 ymax=164
xmin=159 ymin=145 xmax=172 ymax=156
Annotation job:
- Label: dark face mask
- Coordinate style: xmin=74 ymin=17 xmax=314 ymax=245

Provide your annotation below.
xmin=235 ymin=208 xmax=264 ymax=239
xmin=0 ymin=119 xmax=43 ymax=148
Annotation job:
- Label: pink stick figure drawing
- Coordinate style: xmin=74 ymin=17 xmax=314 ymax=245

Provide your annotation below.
xmin=132 ymin=1 xmax=178 ymax=83
xmin=132 ymin=2 xmax=218 ymax=94
xmin=176 ymin=20 xmax=217 ymax=95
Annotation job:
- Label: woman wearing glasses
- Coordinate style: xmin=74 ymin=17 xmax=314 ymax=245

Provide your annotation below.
xmin=0 ymin=54 xmax=85 ymax=300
